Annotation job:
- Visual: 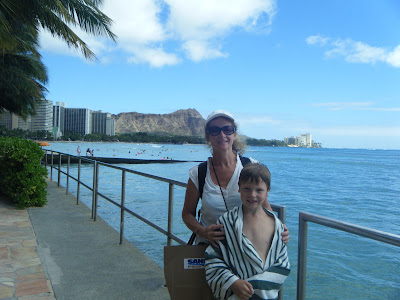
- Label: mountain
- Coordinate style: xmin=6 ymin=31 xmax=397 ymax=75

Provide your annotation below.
xmin=113 ymin=108 xmax=205 ymax=136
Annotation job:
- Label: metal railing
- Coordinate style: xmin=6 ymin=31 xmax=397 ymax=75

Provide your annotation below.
xmin=43 ymin=150 xmax=286 ymax=247
xmin=43 ymin=150 xmax=400 ymax=299
xmin=297 ymin=211 xmax=400 ymax=300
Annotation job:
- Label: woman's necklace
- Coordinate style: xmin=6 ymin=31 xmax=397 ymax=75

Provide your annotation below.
xmin=210 ymin=158 xmax=228 ymax=211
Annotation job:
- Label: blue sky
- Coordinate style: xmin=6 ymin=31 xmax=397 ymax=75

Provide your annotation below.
xmin=39 ymin=0 xmax=400 ymax=149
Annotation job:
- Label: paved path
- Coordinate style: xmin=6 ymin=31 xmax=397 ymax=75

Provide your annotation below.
xmin=0 ymin=180 xmax=170 ymax=300
xmin=0 ymin=195 xmax=55 ymax=299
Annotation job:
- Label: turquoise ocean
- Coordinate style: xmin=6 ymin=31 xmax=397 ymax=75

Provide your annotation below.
xmin=43 ymin=142 xmax=400 ymax=299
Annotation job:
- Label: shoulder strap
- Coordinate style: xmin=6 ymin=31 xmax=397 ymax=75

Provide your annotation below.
xmin=239 ymin=156 xmax=251 ymax=166
xmin=198 ymin=157 xmax=250 ymax=199
xmin=198 ymin=161 xmax=208 ymax=199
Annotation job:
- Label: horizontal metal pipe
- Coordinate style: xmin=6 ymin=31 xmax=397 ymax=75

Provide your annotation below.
xmin=299 ymin=211 xmax=400 ymax=247
xmin=45 ymin=150 xmax=287 ymax=246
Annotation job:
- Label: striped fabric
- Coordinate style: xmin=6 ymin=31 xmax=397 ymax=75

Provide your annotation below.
xmin=205 ymin=205 xmax=290 ymax=300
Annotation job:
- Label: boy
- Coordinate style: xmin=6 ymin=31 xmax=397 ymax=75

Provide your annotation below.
xmin=205 ymin=163 xmax=290 ymax=300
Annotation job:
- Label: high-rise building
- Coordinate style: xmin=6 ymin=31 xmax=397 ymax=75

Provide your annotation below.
xmin=18 ymin=116 xmax=31 ymax=131
xmin=0 ymin=111 xmax=31 ymax=131
xmin=53 ymin=102 xmax=66 ymax=130
xmin=91 ymin=111 xmax=115 ymax=136
xmin=297 ymin=133 xmax=312 ymax=147
xmin=53 ymin=102 xmax=66 ymax=138
xmin=30 ymin=99 xmax=53 ymax=132
xmin=284 ymin=136 xmax=296 ymax=145
xmin=64 ymin=108 xmax=91 ymax=135
xmin=0 ymin=111 xmax=18 ymax=130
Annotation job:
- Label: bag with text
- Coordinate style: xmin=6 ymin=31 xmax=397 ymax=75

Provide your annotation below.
xmin=164 ymin=244 xmax=215 ymax=300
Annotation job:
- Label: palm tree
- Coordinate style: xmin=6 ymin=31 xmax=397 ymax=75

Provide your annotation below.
xmin=0 ymin=0 xmax=116 ymax=117
xmin=1 ymin=0 xmax=116 ymax=59
xmin=0 ymin=18 xmax=48 ymax=118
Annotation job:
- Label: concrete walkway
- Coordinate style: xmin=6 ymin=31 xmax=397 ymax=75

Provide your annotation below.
xmin=0 ymin=180 xmax=170 ymax=300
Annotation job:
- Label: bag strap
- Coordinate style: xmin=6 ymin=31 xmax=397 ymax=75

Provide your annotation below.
xmin=187 ymin=232 xmax=196 ymax=245
xmin=198 ymin=156 xmax=250 ymax=199
xmin=239 ymin=156 xmax=251 ymax=166
xmin=198 ymin=161 xmax=208 ymax=199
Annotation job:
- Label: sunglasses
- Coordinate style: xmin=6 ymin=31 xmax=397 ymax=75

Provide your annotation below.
xmin=206 ymin=125 xmax=236 ymax=136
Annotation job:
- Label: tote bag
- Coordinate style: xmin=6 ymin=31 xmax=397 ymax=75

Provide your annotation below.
xmin=164 ymin=243 xmax=215 ymax=300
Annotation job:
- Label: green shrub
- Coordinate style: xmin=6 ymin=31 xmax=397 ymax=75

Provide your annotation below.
xmin=0 ymin=136 xmax=48 ymax=208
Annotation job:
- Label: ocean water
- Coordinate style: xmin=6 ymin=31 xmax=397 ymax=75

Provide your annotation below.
xmin=44 ymin=142 xmax=400 ymax=299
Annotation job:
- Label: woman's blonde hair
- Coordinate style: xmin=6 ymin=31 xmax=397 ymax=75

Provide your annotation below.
xmin=204 ymin=118 xmax=247 ymax=156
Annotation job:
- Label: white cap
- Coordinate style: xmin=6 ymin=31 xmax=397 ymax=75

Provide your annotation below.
xmin=205 ymin=110 xmax=235 ymax=126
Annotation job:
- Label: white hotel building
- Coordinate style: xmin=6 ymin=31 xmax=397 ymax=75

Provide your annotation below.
xmin=1 ymin=99 xmax=115 ymax=137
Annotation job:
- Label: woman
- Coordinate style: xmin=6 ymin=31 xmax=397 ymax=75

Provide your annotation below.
xmin=182 ymin=110 xmax=289 ymax=246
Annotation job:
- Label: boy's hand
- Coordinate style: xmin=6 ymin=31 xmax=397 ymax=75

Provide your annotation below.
xmin=230 ymin=279 xmax=254 ymax=300
xmin=282 ymin=224 xmax=289 ymax=244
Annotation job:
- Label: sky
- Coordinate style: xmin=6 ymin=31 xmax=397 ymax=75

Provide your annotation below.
xmin=39 ymin=0 xmax=400 ymax=150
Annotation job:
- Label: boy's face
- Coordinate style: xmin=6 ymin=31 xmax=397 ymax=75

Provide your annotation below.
xmin=238 ymin=179 xmax=269 ymax=211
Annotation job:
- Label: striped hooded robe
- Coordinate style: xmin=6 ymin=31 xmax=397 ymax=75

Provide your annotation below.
xmin=205 ymin=205 xmax=290 ymax=300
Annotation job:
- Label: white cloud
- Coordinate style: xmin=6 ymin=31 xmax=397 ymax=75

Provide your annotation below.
xmin=311 ymin=102 xmax=373 ymax=111
xmin=311 ymin=102 xmax=400 ymax=112
xmin=39 ymin=25 xmax=113 ymax=61
xmin=306 ymin=35 xmax=329 ymax=46
xmin=166 ymin=0 xmax=275 ymax=39
xmin=167 ymin=0 xmax=276 ymax=60
xmin=311 ymin=126 xmax=400 ymax=137
xmin=386 ymin=45 xmax=400 ymax=67
xmin=103 ymin=0 xmax=166 ymax=45
xmin=307 ymin=35 xmax=400 ymax=68
xmin=238 ymin=115 xmax=282 ymax=126
xmin=127 ymin=47 xmax=180 ymax=67
xmin=182 ymin=40 xmax=228 ymax=61
xmin=39 ymin=0 xmax=276 ymax=67
xmin=39 ymin=31 xmax=84 ymax=59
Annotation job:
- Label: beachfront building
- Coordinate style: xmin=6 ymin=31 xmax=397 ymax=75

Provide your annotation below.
xmin=297 ymin=133 xmax=312 ymax=147
xmin=30 ymin=99 xmax=53 ymax=132
xmin=284 ymin=133 xmax=312 ymax=147
xmin=64 ymin=108 xmax=92 ymax=135
xmin=284 ymin=136 xmax=296 ymax=145
xmin=0 ymin=111 xmax=32 ymax=131
xmin=18 ymin=117 xmax=31 ymax=131
xmin=0 ymin=111 xmax=18 ymax=130
xmin=2 ymin=100 xmax=116 ymax=138
xmin=53 ymin=102 xmax=66 ymax=138
xmin=91 ymin=111 xmax=116 ymax=136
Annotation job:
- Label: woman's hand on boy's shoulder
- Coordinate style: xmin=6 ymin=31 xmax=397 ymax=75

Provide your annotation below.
xmin=282 ymin=224 xmax=289 ymax=244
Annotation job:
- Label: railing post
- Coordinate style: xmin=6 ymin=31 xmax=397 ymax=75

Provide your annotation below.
xmin=120 ymin=170 xmax=126 ymax=245
xmin=167 ymin=183 xmax=174 ymax=246
xmin=92 ymin=161 xmax=99 ymax=221
xmin=66 ymin=155 xmax=70 ymax=195
xmin=58 ymin=153 xmax=62 ymax=187
xmin=271 ymin=204 xmax=286 ymax=300
xmin=297 ymin=213 xmax=308 ymax=300
xmin=77 ymin=158 xmax=81 ymax=205
xmin=50 ymin=151 xmax=53 ymax=181
xmin=280 ymin=207 xmax=286 ymax=225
